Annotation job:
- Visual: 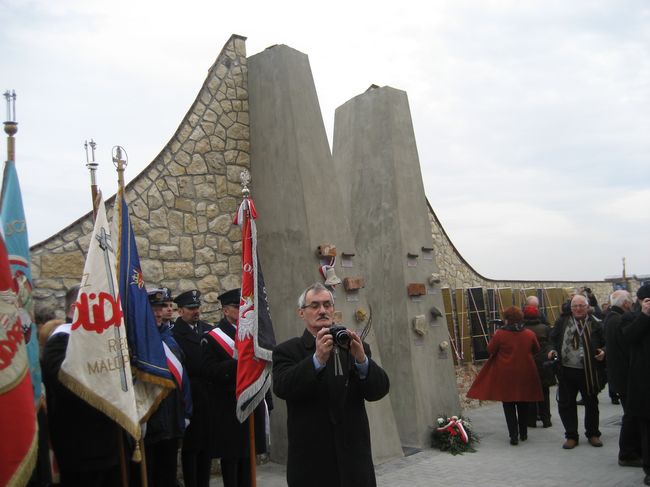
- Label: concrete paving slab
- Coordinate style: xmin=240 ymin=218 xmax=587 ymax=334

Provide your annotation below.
xmin=210 ymin=387 xmax=646 ymax=486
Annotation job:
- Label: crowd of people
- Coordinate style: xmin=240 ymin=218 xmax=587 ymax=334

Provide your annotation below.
xmin=33 ymin=281 xmax=388 ymax=487
xmin=468 ymin=285 xmax=650 ymax=487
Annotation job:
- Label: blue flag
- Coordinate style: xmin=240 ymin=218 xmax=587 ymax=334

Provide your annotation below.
xmin=117 ymin=195 xmax=175 ymax=389
xmin=0 ymin=159 xmax=42 ymax=408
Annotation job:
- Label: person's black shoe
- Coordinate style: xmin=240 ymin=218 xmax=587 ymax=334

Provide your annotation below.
xmin=612 ymin=397 xmax=620 ymax=405
xmin=618 ymin=458 xmax=643 ymax=467
xmin=542 ymin=420 xmax=552 ymax=428
xmin=510 ymin=437 xmax=518 ymax=445
xmin=644 ymin=474 xmax=650 ymax=486
xmin=520 ymin=434 xmax=528 ymax=442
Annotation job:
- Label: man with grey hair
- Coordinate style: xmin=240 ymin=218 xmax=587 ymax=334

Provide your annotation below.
xmin=273 ymin=282 xmax=389 ymax=487
xmin=549 ymin=294 xmax=606 ymax=450
xmin=604 ymin=289 xmax=642 ymax=466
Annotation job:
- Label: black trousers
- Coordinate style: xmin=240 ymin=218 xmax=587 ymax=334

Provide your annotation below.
xmin=146 ymin=439 xmax=180 ymax=487
xmin=618 ymin=395 xmax=643 ymax=461
xmin=639 ymin=417 xmax=650 ymax=475
xmin=503 ymin=402 xmax=529 ymax=440
xmin=220 ymin=457 xmax=252 ymax=487
xmin=527 ymin=386 xmax=551 ymax=425
xmin=557 ymin=366 xmax=601 ymax=440
xmin=181 ymin=448 xmax=211 ymax=487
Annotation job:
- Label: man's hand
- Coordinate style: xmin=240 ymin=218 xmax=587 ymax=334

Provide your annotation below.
xmin=594 ymin=348 xmax=605 ymax=362
xmin=314 ymin=327 xmax=333 ymax=366
xmin=547 ymin=350 xmax=557 ymax=360
xmin=642 ymin=298 xmax=650 ymax=317
xmin=349 ymin=331 xmax=367 ymax=364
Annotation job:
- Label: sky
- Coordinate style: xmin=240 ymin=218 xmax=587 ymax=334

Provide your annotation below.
xmin=1 ymin=0 xmax=648 ymax=281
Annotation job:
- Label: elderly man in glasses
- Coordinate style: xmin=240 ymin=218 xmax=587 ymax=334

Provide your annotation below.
xmin=272 ymin=282 xmax=390 ymax=487
xmin=549 ymin=293 xmax=606 ymax=450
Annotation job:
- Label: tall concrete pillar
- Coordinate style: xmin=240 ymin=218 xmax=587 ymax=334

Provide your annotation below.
xmin=248 ymin=46 xmax=402 ymax=464
xmin=332 ymin=86 xmax=460 ymax=448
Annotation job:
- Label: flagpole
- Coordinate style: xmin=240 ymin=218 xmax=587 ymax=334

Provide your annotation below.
xmin=111 ymin=145 xmax=139 ymax=487
xmin=85 ymin=139 xmax=99 ymax=222
xmin=239 ymin=170 xmax=258 ymax=487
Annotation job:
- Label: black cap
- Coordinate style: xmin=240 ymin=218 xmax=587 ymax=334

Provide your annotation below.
xmin=637 ymin=284 xmax=650 ymax=301
xmin=148 ymin=287 xmax=173 ymax=306
xmin=173 ymin=290 xmax=202 ymax=309
xmin=218 ymin=289 xmax=240 ymax=307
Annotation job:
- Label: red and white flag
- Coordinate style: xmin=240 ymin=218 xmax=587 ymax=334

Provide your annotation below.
xmin=0 ymin=235 xmax=37 ymax=487
xmin=233 ymin=196 xmax=275 ymax=423
xmin=59 ymin=197 xmax=140 ymax=440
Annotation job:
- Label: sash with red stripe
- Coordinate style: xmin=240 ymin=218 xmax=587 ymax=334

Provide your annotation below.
xmin=161 ymin=342 xmax=184 ymax=389
xmin=207 ymin=328 xmax=236 ymax=359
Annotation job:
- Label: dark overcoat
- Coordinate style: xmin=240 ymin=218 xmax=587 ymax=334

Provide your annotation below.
xmin=203 ymin=318 xmax=267 ymax=459
xmin=467 ymin=327 xmax=543 ymax=402
xmin=172 ymin=317 xmax=215 ymax=452
xmin=272 ymin=329 xmax=389 ymax=487
xmin=42 ymin=329 xmax=120 ymax=473
xmin=522 ymin=319 xmax=556 ymax=387
xmin=622 ymin=311 xmax=650 ymax=419
xmin=603 ymin=306 xmax=635 ymax=395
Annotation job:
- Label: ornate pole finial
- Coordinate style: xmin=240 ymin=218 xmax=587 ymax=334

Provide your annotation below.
xmin=240 ymin=169 xmax=251 ymax=198
xmin=112 ymin=145 xmax=128 ymax=191
xmin=4 ymin=90 xmax=18 ymax=161
xmin=85 ymin=139 xmax=100 ymax=221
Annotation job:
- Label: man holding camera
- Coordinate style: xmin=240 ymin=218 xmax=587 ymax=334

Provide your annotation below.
xmin=272 ymin=282 xmax=389 ymax=487
xmin=548 ymin=294 xmax=606 ymax=450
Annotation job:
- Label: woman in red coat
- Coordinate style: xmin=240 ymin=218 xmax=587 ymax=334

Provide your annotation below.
xmin=467 ymin=306 xmax=544 ymax=445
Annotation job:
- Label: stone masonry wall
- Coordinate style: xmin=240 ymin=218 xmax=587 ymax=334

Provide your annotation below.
xmin=31 ymin=35 xmax=249 ymax=322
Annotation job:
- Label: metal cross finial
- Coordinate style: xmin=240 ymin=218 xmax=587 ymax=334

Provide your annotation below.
xmin=85 ymin=139 xmax=99 ymax=169
xmin=3 ymin=90 xmax=16 ymax=123
xmin=240 ymin=169 xmax=251 ymax=197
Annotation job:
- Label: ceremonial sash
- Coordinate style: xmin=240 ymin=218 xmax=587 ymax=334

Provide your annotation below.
xmin=207 ymin=328 xmax=236 ymax=359
xmin=161 ymin=342 xmax=184 ymax=389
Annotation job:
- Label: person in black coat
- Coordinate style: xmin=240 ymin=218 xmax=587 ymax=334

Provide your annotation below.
xmin=272 ymin=283 xmax=390 ymax=487
xmin=549 ymin=294 xmax=606 ymax=450
xmin=42 ymin=285 xmax=121 ymax=487
xmin=201 ymin=289 xmax=268 ymax=487
xmin=622 ymin=285 xmax=650 ymax=486
xmin=172 ymin=290 xmax=215 ymax=487
xmin=604 ymin=290 xmax=642 ymax=466
xmin=522 ymin=305 xmax=555 ymax=428
xmin=142 ymin=288 xmax=192 ymax=487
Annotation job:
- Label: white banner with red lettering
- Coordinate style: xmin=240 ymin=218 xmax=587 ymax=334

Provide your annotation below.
xmin=59 ymin=198 xmax=140 ymax=439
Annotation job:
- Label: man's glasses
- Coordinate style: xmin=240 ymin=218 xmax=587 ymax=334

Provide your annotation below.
xmin=301 ymin=300 xmax=333 ymax=310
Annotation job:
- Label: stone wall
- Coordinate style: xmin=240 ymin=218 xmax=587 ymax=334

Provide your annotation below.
xmin=31 ymin=35 xmax=249 ymax=322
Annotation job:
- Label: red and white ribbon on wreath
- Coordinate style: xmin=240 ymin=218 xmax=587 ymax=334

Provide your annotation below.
xmin=436 ymin=417 xmax=469 ymax=444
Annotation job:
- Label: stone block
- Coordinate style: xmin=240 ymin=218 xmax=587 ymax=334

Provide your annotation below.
xmin=168 ymin=211 xmax=184 ymax=236
xmin=40 ymin=252 xmax=85 ymax=278
xmin=177 ymin=177 xmax=196 ymax=198
xmin=195 ymin=265 xmax=210 ymax=278
xmin=175 ymin=151 xmax=191 ymax=167
xmin=209 ymin=215 xmax=233 ymax=235
xmin=149 ymin=228 xmax=170 ymax=244
xmin=187 ymin=155 xmax=208 ymax=175
xmin=198 ymin=274 xmax=219 ymax=290
xmin=180 ymin=237 xmax=194 ymax=259
xmin=184 ymin=214 xmax=198 ymax=233
xmin=195 ymin=182 xmax=217 ymax=200
xmin=159 ymin=245 xmax=180 ymax=260
xmin=163 ymin=261 xmax=195 ymax=279
xmin=211 ymin=262 xmax=228 ymax=276
xmin=175 ymin=198 xmax=194 ymax=212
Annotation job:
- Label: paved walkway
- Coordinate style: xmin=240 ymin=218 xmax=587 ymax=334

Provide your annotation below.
xmin=210 ymin=388 xmax=646 ymax=486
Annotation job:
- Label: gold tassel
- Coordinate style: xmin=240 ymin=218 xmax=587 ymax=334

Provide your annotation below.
xmin=132 ymin=441 xmax=142 ymax=463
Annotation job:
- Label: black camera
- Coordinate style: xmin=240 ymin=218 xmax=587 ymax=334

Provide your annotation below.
xmin=329 ymin=325 xmax=351 ymax=347
xmin=542 ymin=355 xmax=559 ymax=368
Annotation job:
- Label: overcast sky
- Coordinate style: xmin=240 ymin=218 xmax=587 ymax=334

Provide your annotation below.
xmin=1 ymin=0 xmax=648 ymax=281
